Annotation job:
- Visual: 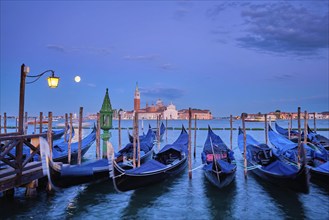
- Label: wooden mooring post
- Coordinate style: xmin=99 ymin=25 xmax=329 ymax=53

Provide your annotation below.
xmin=288 ymin=114 xmax=291 ymax=140
xmin=297 ymin=107 xmax=301 ymax=168
xmin=304 ymin=111 xmax=308 ymax=144
xmin=265 ymin=113 xmax=268 ymax=145
xmin=4 ymin=112 xmax=7 ymax=134
xmin=242 ymin=113 xmax=247 ymax=179
xmin=193 ymin=115 xmax=197 ymax=158
xmin=46 ymin=111 xmax=53 ymax=193
xmin=165 ymin=117 xmax=168 ymax=144
xmin=68 ymin=113 xmax=73 ymax=164
xmin=133 ymin=112 xmax=137 ymax=168
xmin=118 ymin=112 xmax=122 ymax=151
xmin=78 ymin=107 xmax=83 ymax=165
xmin=39 ymin=112 xmax=43 ymax=133
xmin=313 ymin=112 xmax=317 ymax=132
xmin=230 ymin=115 xmax=233 ymax=150
xmin=136 ymin=112 xmax=141 ymax=167
xmin=64 ymin=113 xmax=68 ymax=142
xmin=157 ymin=115 xmax=160 ymax=151
xmin=188 ymin=108 xmax=192 ymax=179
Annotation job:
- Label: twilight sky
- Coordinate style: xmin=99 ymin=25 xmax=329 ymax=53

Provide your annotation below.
xmin=1 ymin=1 xmax=328 ymax=117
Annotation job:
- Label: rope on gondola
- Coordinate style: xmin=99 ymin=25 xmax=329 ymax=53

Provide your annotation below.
xmin=247 ymin=165 xmax=261 ymax=170
xmin=236 ymin=163 xmax=261 ymax=170
xmin=189 ymin=164 xmax=204 ymax=172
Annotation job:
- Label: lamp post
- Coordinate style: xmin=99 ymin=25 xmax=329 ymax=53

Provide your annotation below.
xmin=100 ymin=88 xmax=113 ymax=158
xmin=16 ymin=63 xmax=60 ymax=186
xmin=18 ymin=63 xmax=60 ymax=135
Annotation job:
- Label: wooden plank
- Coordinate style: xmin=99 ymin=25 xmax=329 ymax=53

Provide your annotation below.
xmin=0 ymin=162 xmax=43 ymax=192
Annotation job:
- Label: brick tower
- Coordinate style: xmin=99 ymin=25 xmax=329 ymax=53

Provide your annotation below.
xmin=134 ymin=82 xmax=140 ymax=112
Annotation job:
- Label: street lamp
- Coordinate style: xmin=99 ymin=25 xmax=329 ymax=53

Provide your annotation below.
xmin=18 ymin=63 xmax=60 ymax=134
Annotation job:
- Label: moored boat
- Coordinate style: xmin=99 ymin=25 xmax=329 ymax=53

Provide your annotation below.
xmin=112 ymin=126 xmax=188 ymax=192
xmin=238 ymin=128 xmax=309 ymax=193
xmin=201 ymin=126 xmax=236 ymax=189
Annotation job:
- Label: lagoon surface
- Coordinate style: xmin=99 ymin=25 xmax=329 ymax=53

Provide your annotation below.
xmin=1 ymin=119 xmax=329 ymax=219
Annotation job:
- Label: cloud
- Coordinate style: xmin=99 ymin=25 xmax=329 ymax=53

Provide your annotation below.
xmin=123 ymin=55 xmax=158 ymax=61
xmin=207 ymin=2 xmax=328 ymax=56
xmin=173 ymin=8 xmax=189 ymax=20
xmin=140 ymin=87 xmax=185 ymax=100
xmin=159 ymin=63 xmax=174 ymax=70
xmin=271 ymin=95 xmax=329 ymax=103
xmin=47 ymin=44 xmax=66 ymax=53
xmin=86 ymin=83 xmax=96 ymax=87
xmin=272 ymin=74 xmax=294 ymax=81
xmin=237 ymin=3 xmax=329 ymax=55
xmin=46 ymin=44 xmax=111 ymax=55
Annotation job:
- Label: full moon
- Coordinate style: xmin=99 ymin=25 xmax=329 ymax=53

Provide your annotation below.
xmin=74 ymin=76 xmax=81 ymax=83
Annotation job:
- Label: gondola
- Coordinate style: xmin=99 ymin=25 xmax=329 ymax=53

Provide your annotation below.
xmin=269 ymin=126 xmax=328 ymax=187
xmin=268 ymin=125 xmax=327 ymax=164
xmin=42 ymin=126 xmax=69 ymax=141
xmin=116 ymin=127 xmax=155 ymax=168
xmin=201 ymin=126 xmax=236 ymax=189
xmin=128 ymin=124 xmax=151 ymax=143
xmin=309 ymin=161 xmax=329 ymax=187
xmin=275 ymin=123 xmax=329 ymax=151
xmin=52 ymin=126 xmax=96 ymax=163
xmin=238 ymin=128 xmax=309 ymax=193
xmin=112 ymin=126 xmax=188 ymax=192
xmin=40 ymin=137 xmax=110 ymax=188
xmin=42 ymin=127 xmax=156 ymax=188
xmin=275 ymin=122 xmax=299 ymax=140
xmin=128 ymin=122 xmax=165 ymax=143
xmin=306 ymin=125 xmax=329 ymax=151
xmin=48 ymin=157 xmax=110 ymax=188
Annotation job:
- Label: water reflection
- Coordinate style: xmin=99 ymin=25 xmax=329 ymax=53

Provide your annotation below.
xmin=63 ymin=180 xmax=117 ymax=218
xmin=203 ymin=175 xmax=237 ymax=220
xmin=249 ymin=173 xmax=305 ymax=219
xmin=121 ymin=173 xmax=183 ymax=218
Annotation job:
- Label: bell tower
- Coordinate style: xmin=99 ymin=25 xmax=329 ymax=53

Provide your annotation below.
xmin=134 ymin=82 xmax=140 ymax=112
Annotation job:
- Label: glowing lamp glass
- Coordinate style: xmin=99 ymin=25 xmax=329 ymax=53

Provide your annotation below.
xmin=47 ymin=76 xmax=60 ymax=88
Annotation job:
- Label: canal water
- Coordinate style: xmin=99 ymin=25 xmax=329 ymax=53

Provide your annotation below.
xmin=1 ymin=119 xmax=328 ymax=219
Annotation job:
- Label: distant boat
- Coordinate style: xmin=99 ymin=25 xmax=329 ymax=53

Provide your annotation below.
xmin=245 ymin=115 xmax=276 ymax=122
xmin=27 ymin=120 xmax=48 ymax=125
xmin=112 ymin=126 xmax=188 ymax=192
xmin=201 ymin=126 xmax=236 ymax=189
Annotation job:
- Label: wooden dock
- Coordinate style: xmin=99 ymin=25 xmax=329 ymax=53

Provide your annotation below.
xmin=0 ymin=132 xmax=47 ymax=193
xmin=0 ymin=162 xmax=44 ymax=192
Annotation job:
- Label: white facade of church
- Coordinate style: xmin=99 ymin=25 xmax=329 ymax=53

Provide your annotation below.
xmin=163 ymin=103 xmax=178 ymax=119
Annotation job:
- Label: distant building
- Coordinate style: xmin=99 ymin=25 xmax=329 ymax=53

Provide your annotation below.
xmin=121 ymin=84 xmax=212 ymax=120
xmin=178 ymin=109 xmax=213 ymax=120
xmin=163 ymin=103 xmax=178 ymax=119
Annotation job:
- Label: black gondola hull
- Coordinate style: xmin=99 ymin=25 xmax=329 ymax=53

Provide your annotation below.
xmin=113 ymin=158 xmax=187 ymax=192
xmin=203 ymin=168 xmax=236 ymax=189
xmin=48 ymin=159 xmax=110 ymax=188
xmin=248 ymin=161 xmax=310 ymax=193
xmin=310 ymin=168 xmax=329 ymax=187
